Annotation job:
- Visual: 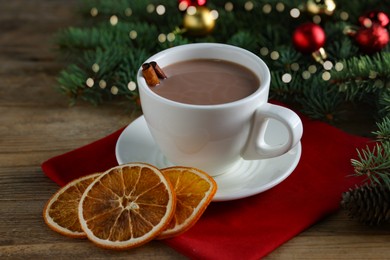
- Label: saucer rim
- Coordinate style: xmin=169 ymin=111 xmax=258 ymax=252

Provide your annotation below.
xmin=212 ymin=142 xmax=301 ymax=201
xmin=115 ymin=116 xmax=301 ymax=201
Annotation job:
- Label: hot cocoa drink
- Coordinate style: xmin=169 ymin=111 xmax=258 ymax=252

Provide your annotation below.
xmin=138 ymin=43 xmax=303 ymax=176
xmin=150 ymin=59 xmax=260 ymax=105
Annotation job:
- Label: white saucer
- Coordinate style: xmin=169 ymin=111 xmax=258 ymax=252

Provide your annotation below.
xmin=115 ymin=116 xmax=302 ymax=202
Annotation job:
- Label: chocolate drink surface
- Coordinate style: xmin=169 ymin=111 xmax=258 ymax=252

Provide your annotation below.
xmin=151 ymin=59 xmax=260 ymax=105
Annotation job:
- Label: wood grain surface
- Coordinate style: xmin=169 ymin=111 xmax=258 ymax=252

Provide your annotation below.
xmin=0 ymin=1 xmax=389 ymax=259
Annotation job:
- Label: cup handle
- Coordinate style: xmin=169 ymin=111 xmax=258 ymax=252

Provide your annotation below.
xmin=241 ymin=103 xmax=303 ymax=160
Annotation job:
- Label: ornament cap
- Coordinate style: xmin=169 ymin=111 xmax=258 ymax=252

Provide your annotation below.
xmin=305 ymin=0 xmax=336 ymax=16
xmin=311 ymin=47 xmax=327 ymax=64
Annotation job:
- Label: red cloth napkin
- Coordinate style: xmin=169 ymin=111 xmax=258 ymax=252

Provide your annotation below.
xmin=41 ymin=115 xmax=368 ymax=259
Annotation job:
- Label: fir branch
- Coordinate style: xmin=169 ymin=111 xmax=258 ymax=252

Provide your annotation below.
xmin=227 ymin=31 xmax=260 ymax=54
xmin=57 ymin=43 xmax=149 ymax=106
xmin=270 ymin=71 xmax=304 ymax=102
xmin=58 ymin=64 xmax=102 ymax=106
xmin=272 ymin=45 xmax=303 ymax=70
xmin=372 ymin=117 xmax=390 ymax=143
xmin=378 ymin=90 xmax=390 ymax=118
xmin=79 ymin=0 xmax=180 ymax=24
xmin=331 ymin=52 xmax=390 ymax=101
xmin=300 ymin=79 xmax=343 ymax=121
xmin=56 ymin=22 xmax=159 ymax=55
xmin=351 ymin=142 xmax=390 ymax=189
xmin=326 ymin=34 xmax=359 ymax=60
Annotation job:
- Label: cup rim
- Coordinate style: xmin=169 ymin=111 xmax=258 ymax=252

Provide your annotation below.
xmin=137 ymin=43 xmax=271 ymax=110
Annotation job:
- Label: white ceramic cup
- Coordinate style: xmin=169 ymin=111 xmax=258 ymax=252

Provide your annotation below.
xmin=137 ymin=43 xmax=303 ymax=176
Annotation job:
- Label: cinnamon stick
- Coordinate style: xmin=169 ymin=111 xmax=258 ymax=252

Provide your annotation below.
xmin=150 ymin=61 xmax=167 ymax=79
xmin=142 ymin=63 xmax=160 ymax=87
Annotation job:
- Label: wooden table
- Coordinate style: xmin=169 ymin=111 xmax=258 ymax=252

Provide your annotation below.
xmin=1 ymin=1 xmax=389 ymax=258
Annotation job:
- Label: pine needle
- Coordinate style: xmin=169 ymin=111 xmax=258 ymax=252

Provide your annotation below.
xmin=351 ymin=143 xmax=390 ymax=189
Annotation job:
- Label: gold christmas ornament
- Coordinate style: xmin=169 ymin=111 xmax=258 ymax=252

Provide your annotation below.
xmin=306 ymin=0 xmax=336 ymax=16
xmin=182 ymin=6 xmax=215 ymax=36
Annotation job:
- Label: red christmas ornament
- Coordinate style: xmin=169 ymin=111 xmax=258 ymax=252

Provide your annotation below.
xmin=359 ymin=11 xmax=389 ymax=28
xmin=178 ymin=0 xmax=207 ymax=11
xmin=354 ymin=24 xmax=389 ymax=53
xmin=292 ymin=23 xmax=326 ymax=53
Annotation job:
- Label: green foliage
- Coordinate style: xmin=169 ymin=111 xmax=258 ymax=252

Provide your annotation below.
xmin=56 ymin=0 xmax=390 ymax=117
xmin=351 ymin=116 xmax=390 ymax=189
xmin=329 ymin=53 xmax=390 ymax=116
xmin=351 ymin=142 xmax=390 ymax=189
xmin=373 ymin=117 xmax=390 ymax=142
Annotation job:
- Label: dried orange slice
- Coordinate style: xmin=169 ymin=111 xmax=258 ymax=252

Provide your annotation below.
xmin=157 ymin=166 xmax=217 ymax=239
xmin=43 ymin=173 xmax=101 ymax=238
xmin=78 ymin=163 xmax=176 ymax=250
